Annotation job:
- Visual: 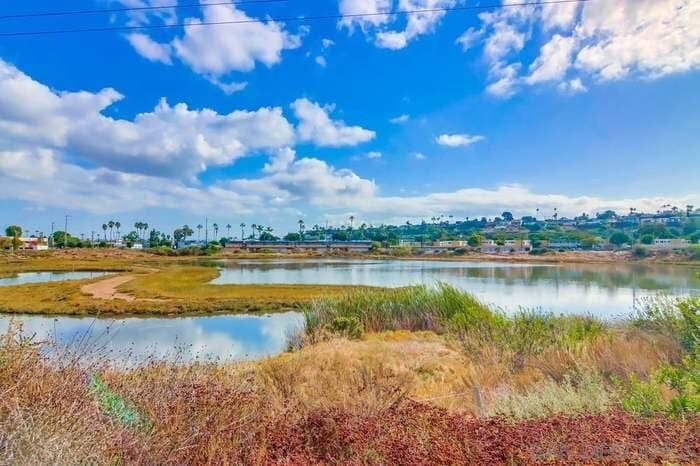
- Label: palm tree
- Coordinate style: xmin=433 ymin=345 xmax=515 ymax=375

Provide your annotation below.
xmin=239 ymin=223 xmax=246 ymax=241
xmin=256 ymin=224 xmax=264 ymax=239
xmin=298 ymin=219 xmax=305 ymax=240
xmin=108 ymin=220 xmax=115 ymax=241
xmin=212 ymin=223 xmax=219 ymax=241
xmin=102 ymin=223 xmax=107 ymax=241
xmin=142 ymin=223 xmax=149 ymax=243
xmin=226 ymin=224 xmax=232 ymax=239
xmin=251 ymin=223 xmax=257 ymax=240
xmin=115 ymin=221 xmax=121 ymax=239
xmin=349 ymin=215 xmax=355 ymax=230
xmin=196 ymin=224 xmax=203 ymax=242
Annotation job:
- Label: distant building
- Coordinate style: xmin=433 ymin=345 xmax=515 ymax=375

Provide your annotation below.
xmin=435 ymin=240 xmax=467 ymax=248
xmin=546 ymin=240 xmax=582 ymax=250
xmin=19 ymin=237 xmax=49 ymax=250
xmin=649 ymin=238 xmax=690 ymax=250
xmin=225 ymin=240 xmax=373 ymax=253
xmin=480 ymin=239 xmax=531 ymax=254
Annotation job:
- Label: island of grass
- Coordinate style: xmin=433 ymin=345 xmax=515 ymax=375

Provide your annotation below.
xmin=0 ymin=264 xmax=358 ymax=315
xmin=1 ymin=285 xmax=697 ymax=464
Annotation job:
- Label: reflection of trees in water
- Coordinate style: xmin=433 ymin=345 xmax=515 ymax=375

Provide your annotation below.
xmin=222 ymin=260 xmax=700 ymax=292
xmin=440 ymin=263 xmax=699 ymax=291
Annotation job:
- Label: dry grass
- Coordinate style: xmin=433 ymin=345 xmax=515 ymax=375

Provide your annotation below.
xmin=0 ymin=320 xmax=696 ymax=464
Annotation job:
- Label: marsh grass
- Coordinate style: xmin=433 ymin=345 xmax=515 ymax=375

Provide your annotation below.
xmin=303 ymin=283 xmax=609 ymax=367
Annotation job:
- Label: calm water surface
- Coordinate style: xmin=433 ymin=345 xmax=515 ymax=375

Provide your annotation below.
xmin=0 ymin=312 xmax=303 ymax=367
xmin=213 ymin=259 xmax=699 ymax=317
xmin=0 ymin=271 xmax=111 ymax=286
xmin=1 ymin=259 xmax=697 ymax=365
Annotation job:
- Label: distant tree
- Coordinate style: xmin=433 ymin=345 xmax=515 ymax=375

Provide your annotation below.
xmin=501 ymin=212 xmax=514 ymax=222
xmin=102 ymin=223 xmax=108 ymax=241
xmin=212 ymin=223 xmax=219 ymax=240
xmin=5 ymin=225 xmax=22 ymax=238
xmin=108 ymin=220 xmax=115 ymax=241
xmin=640 ymin=234 xmax=654 ymax=245
xmin=239 ymin=223 xmax=246 ymax=241
xmin=284 ymin=232 xmax=301 ymax=241
xmin=115 ymin=221 xmax=121 ymax=238
xmin=467 ymin=234 xmax=482 ymax=247
xmin=225 ymin=224 xmax=232 ymax=239
xmin=298 ymin=219 xmax=305 ymax=240
xmin=196 ymin=224 xmax=203 ymax=241
xmin=609 ymin=231 xmax=631 ymax=246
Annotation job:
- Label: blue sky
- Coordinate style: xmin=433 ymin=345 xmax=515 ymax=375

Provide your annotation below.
xmin=0 ymin=0 xmax=698 ymax=237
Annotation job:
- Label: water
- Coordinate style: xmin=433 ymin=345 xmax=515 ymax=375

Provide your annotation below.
xmin=0 ymin=271 xmax=111 ymax=286
xmin=213 ymin=259 xmax=699 ymax=318
xmin=0 ymin=312 xmax=303 ymax=367
xmin=1 ymin=259 xmax=697 ymax=366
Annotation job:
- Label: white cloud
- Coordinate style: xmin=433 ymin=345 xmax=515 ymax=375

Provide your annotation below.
xmin=204 ymin=76 xmax=248 ymax=95
xmin=124 ymin=4 xmax=302 ymax=92
xmin=322 ymin=38 xmax=335 ymax=48
xmin=436 ymin=133 xmax=484 ymax=147
xmin=126 ymin=33 xmax=173 ymax=64
xmin=338 ymin=0 xmax=393 ymax=31
xmin=525 ymin=34 xmax=576 ymax=84
xmin=172 ymin=4 xmax=302 ymax=76
xmin=366 ymin=151 xmax=382 ymax=159
xmin=461 ymin=0 xmax=700 ymax=96
xmin=315 ymin=56 xmax=328 ymax=67
xmin=339 ymin=0 xmax=457 ymax=50
xmin=292 ymin=98 xmax=375 ymax=147
xmin=229 ymin=148 xmax=378 ymax=207
xmin=455 ymin=27 xmax=482 ymax=51
xmin=389 ymin=114 xmax=410 ymax=124
xmin=68 ymin=99 xmax=295 ymax=178
xmin=0 ymin=58 xmax=294 ymax=179
xmin=411 ymin=152 xmax=426 ymax=160
xmin=557 ymin=78 xmax=587 ymax=94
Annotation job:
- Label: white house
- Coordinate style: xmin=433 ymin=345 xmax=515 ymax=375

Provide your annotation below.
xmin=649 ymin=238 xmax=690 ymax=250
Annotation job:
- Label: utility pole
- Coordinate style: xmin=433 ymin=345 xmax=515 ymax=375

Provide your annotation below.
xmin=49 ymin=222 xmax=55 ymax=248
xmin=63 ymin=215 xmax=70 ymax=249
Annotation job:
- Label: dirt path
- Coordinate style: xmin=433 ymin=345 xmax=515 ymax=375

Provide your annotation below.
xmin=81 ymin=275 xmax=136 ymax=301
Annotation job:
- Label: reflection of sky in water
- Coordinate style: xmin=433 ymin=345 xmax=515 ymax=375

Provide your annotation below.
xmin=0 ymin=312 xmax=303 ymax=367
xmin=214 ymin=259 xmax=699 ymax=318
xmin=0 ymin=271 xmax=111 ymax=286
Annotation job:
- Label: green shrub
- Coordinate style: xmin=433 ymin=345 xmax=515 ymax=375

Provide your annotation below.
xmin=632 ymin=246 xmax=647 ymax=258
xmin=618 ymin=355 xmax=699 ymax=418
xmin=632 ymin=296 xmax=699 ymax=354
xmin=328 ymin=316 xmax=363 ymax=339
xmin=487 ymin=371 xmax=614 ymax=419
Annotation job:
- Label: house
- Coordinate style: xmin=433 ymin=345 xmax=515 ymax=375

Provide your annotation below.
xmin=546 ymin=240 xmax=582 ymax=250
xmin=19 ymin=237 xmax=49 ymax=250
xmin=435 ymin=240 xmax=467 ymax=248
xmin=480 ymin=239 xmax=531 ymax=254
xmin=649 ymin=238 xmax=690 ymax=250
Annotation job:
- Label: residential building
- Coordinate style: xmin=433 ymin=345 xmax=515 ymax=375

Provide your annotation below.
xmin=225 ymin=240 xmax=373 ymax=253
xmin=649 ymin=238 xmax=690 ymax=250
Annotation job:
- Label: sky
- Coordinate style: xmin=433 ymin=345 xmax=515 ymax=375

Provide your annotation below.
xmin=0 ymin=0 xmax=698 ymax=238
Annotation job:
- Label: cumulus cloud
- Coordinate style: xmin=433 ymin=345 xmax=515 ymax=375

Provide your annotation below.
xmin=228 ymin=148 xmax=378 ymax=207
xmin=0 ymin=58 xmax=296 ymax=179
xmin=171 ymin=4 xmax=302 ymax=76
xmin=339 ymin=0 xmax=457 ymax=49
xmin=435 ymin=133 xmax=484 ymax=147
xmin=459 ymin=0 xmax=700 ymax=96
xmin=126 ymin=33 xmax=173 ymax=64
xmin=123 ymin=3 xmax=302 ymax=92
xmin=292 ymin=98 xmax=376 ymax=147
